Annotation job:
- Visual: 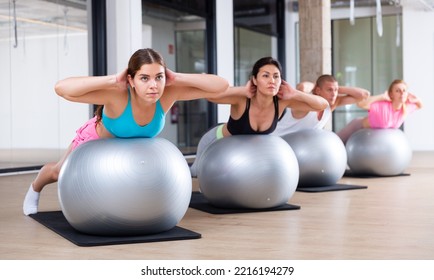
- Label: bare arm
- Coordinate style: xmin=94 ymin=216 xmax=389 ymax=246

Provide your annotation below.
xmin=296 ymin=81 xmax=315 ymax=93
xmin=357 ymin=91 xmax=389 ymax=110
xmin=279 ymin=80 xmax=328 ymax=111
xmin=407 ymin=92 xmax=423 ymax=109
xmin=163 ymin=69 xmax=229 ymax=102
xmin=206 ymin=80 xmax=254 ymax=104
xmin=336 ymin=86 xmax=370 ymax=106
xmin=54 ymin=69 xmax=128 ymax=105
xmin=206 ymin=86 xmax=250 ymax=104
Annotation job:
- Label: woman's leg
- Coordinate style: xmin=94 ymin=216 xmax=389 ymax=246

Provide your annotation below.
xmin=336 ymin=117 xmax=364 ymax=144
xmin=23 ymin=145 xmax=73 ymax=215
xmin=23 ymin=117 xmax=101 ymax=215
xmin=190 ymin=125 xmax=222 ymax=177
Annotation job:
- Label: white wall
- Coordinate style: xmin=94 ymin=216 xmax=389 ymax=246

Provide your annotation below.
xmin=106 ymin=0 xmax=142 ymax=74
xmin=0 ymin=33 xmax=90 ymax=149
xmin=285 ymin=0 xmax=299 ymax=85
xmin=402 ymin=7 xmax=434 ymax=151
xmin=216 ymin=0 xmax=234 ymax=123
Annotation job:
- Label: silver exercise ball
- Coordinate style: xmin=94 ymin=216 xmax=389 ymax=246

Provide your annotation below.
xmin=346 ymin=128 xmax=412 ymax=176
xmin=282 ymin=129 xmax=347 ymax=187
xmin=197 ymin=135 xmax=299 ymax=209
xmin=58 ymin=138 xmax=192 ymax=236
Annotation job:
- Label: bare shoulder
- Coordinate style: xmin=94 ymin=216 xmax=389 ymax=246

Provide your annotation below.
xmin=103 ymin=89 xmax=129 ymax=116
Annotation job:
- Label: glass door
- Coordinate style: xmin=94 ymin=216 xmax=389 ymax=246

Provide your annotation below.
xmin=142 ymin=0 xmax=212 ymax=148
xmin=332 ymin=15 xmax=403 ymax=132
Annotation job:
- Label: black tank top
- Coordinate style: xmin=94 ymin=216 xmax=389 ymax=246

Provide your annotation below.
xmin=227 ymin=96 xmax=280 ymax=135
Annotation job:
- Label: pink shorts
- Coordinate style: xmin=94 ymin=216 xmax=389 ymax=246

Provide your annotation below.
xmin=71 ymin=116 xmax=100 ymax=150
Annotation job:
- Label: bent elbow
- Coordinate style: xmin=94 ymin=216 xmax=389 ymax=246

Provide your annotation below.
xmin=363 ymin=90 xmax=371 ymax=99
xmin=54 ymin=81 xmax=65 ymax=97
xmin=218 ymin=80 xmax=230 ymax=93
xmin=317 ymin=99 xmax=328 ymax=110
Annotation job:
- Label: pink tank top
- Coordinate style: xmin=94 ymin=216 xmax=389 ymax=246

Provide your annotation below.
xmin=368 ymin=101 xmax=418 ymax=128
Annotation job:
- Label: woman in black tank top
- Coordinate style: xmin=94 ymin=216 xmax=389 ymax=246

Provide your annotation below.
xmin=190 ymin=57 xmax=328 ymax=177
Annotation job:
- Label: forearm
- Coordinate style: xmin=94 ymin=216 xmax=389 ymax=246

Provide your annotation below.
xmin=173 ymin=73 xmax=229 ymax=93
xmin=296 ymin=81 xmax=315 ymax=93
xmin=339 ymin=86 xmax=370 ymax=101
xmin=357 ymin=93 xmax=387 ymax=109
xmin=408 ymin=93 xmax=423 ymax=109
xmin=207 ymin=86 xmax=246 ymax=103
xmin=55 ymin=75 xmax=117 ymax=98
xmin=292 ymin=92 xmax=328 ymax=110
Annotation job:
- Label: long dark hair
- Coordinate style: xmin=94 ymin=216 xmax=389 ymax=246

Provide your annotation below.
xmin=250 ymin=57 xmax=282 ymax=80
xmin=94 ymin=48 xmax=166 ymax=123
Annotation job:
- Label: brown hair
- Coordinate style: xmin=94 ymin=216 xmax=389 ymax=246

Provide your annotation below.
xmin=313 ymin=74 xmax=337 ymax=95
xmin=94 ymin=48 xmax=166 ymax=123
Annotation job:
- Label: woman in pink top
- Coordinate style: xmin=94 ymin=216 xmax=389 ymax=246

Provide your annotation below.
xmin=337 ymin=79 xmax=423 ymax=144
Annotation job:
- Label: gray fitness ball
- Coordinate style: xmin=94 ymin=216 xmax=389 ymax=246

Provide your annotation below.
xmin=197 ymin=135 xmax=299 ymax=209
xmin=58 ymin=137 xmax=192 ymax=236
xmin=282 ymin=129 xmax=347 ymax=188
xmin=346 ymin=128 xmax=412 ymax=176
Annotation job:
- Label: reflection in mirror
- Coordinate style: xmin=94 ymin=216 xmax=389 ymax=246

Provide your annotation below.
xmin=0 ymin=0 xmax=88 ymax=173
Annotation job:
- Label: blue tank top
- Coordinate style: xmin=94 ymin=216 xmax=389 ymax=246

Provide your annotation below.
xmin=102 ymin=89 xmax=165 ymax=138
xmin=227 ymin=96 xmax=279 ymax=135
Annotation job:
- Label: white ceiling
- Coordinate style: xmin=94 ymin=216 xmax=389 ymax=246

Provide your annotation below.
xmin=1 ymin=0 xmax=433 ymax=45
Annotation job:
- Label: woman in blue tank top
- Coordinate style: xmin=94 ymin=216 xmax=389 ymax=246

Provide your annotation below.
xmin=190 ymin=57 xmax=329 ymax=177
xmin=23 ymin=48 xmax=229 ymax=216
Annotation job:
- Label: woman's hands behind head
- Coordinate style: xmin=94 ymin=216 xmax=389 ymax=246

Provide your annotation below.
xmin=115 ymin=68 xmax=129 ymax=91
xmin=277 ymin=80 xmax=297 ymax=100
xmin=245 ymin=80 xmax=256 ymax=98
xmin=164 ymin=68 xmax=176 ymax=87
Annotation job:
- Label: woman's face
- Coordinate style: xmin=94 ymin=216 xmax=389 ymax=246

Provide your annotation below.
xmin=128 ymin=63 xmax=166 ymax=102
xmin=253 ymin=64 xmax=281 ymax=97
xmin=389 ymin=82 xmax=408 ymax=103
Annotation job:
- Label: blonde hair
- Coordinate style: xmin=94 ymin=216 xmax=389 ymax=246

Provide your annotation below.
xmin=388 ymin=79 xmax=407 ymax=116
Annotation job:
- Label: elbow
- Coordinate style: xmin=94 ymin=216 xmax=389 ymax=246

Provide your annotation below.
xmin=54 ymin=81 xmax=66 ymax=97
xmin=54 ymin=79 xmax=75 ymax=100
xmin=218 ymin=80 xmax=230 ymax=93
xmin=356 ymin=90 xmax=370 ymax=102
xmin=316 ymin=98 xmax=328 ymax=110
xmin=362 ymin=90 xmax=371 ymax=99
xmin=320 ymin=100 xmax=328 ymax=110
xmin=357 ymin=101 xmax=369 ymax=110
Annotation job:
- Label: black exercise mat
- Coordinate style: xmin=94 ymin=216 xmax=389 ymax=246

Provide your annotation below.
xmin=344 ymin=169 xmax=411 ymax=178
xmin=189 ymin=191 xmax=300 ymax=214
xmin=0 ymin=165 xmax=42 ymax=174
xmin=296 ymin=183 xmax=368 ymax=193
xmin=29 ymin=211 xmax=201 ymax=247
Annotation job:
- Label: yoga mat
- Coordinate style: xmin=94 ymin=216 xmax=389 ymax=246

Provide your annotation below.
xmin=29 ymin=211 xmax=201 ymax=247
xmin=0 ymin=165 xmax=42 ymax=174
xmin=189 ymin=191 xmax=300 ymax=214
xmin=344 ymin=169 xmax=411 ymax=178
xmin=296 ymin=183 xmax=367 ymax=193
